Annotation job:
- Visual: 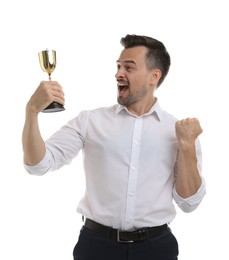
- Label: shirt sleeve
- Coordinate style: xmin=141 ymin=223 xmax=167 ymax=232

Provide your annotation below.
xmin=24 ymin=110 xmax=89 ymax=176
xmin=24 ymin=149 xmax=53 ymax=176
xmin=172 ymin=138 xmax=206 ymax=212
xmin=173 ymin=176 xmax=206 ymax=212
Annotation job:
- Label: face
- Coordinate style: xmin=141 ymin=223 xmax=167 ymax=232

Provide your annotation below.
xmin=115 ymin=46 xmax=155 ymax=108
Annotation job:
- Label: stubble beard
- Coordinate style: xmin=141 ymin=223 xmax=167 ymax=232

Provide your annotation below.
xmin=117 ymin=88 xmax=147 ymax=107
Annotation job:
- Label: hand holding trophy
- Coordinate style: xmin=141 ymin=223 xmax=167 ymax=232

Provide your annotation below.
xmin=38 ymin=49 xmax=65 ymax=112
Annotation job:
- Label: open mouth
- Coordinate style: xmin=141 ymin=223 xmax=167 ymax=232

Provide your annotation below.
xmin=118 ymin=83 xmax=129 ymax=95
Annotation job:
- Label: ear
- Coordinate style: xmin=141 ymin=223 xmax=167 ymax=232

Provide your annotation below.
xmin=150 ymin=69 xmax=162 ymax=86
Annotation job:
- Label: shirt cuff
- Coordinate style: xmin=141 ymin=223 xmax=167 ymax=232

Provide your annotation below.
xmin=173 ymin=177 xmax=206 ymax=213
xmin=24 ymin=151 xmax=51 ymax=176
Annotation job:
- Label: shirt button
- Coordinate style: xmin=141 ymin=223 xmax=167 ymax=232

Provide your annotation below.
xmin=127 ymin=219 xmax=133 ymax=224
xmin=131 ymin=166 xmax=135 ymax=171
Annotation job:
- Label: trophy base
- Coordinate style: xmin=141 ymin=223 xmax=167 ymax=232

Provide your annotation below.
xmin=42 ymin=102 xmax=65 ymax=113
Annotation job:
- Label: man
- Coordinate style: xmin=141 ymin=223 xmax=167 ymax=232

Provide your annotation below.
xmin=22 ymin=34 xmax=206 ymax=260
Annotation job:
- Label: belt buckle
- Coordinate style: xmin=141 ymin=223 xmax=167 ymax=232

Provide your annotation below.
xmin=117 ymin=230 xmax=134 ymax=243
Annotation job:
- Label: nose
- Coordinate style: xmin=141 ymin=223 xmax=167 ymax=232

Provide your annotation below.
xmin=115 ymin=68 xmax=125 ymax=80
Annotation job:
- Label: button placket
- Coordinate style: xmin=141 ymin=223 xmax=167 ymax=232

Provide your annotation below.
xmin=124 ymin=117 xmax=142 ymax=230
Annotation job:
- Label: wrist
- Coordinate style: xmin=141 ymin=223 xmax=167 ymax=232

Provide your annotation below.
xmin=26 ymin=101 xmax=40 ymax=117
xmin=178 ymin=140 xmax=196 ymax=155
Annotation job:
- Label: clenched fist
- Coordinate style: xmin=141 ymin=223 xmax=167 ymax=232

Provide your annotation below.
xmin=27 ymin=81 xmax=65 ymax=114
xmin=175 ymin=118 xmax=203 ymax=144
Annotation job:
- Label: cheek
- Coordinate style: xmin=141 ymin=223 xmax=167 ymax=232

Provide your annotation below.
xmin=129 ymin=72 xmax=148 ymax=91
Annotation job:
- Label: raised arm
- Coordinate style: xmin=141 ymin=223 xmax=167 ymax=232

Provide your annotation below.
xmin=174 ymin=118 xmax=203 ymax=198
xmin=22 ymin=81 xmax=65 ymax=165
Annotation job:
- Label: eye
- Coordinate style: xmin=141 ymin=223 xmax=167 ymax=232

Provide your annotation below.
xmin=125 ymin=65 xmax=133 ymax=72
xmin=117 ymin=64 xmax=121 ymax=70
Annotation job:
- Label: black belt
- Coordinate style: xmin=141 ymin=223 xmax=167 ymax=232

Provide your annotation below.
xmin=84 ymin=219 xmax=168 ymax=243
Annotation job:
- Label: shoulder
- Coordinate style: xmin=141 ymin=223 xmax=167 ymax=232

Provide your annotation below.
xmin=84 ymin=104 xmax=118 ymax=118
xmin=161 ymin=110 xmax=178 ymax=123
xmin=68 ymin=105 xmax=117 ymax=123
xmin=155 ymin=101 xmax=178 ymax=124
xmin=89 ymin=104 xmax=118 ymax=113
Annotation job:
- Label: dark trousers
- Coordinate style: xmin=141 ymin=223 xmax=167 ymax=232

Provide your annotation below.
xmin=73 ymin=226 xmax=179 ymax=260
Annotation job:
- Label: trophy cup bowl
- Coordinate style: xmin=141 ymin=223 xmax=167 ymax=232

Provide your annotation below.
xmin=38 ymin=50 xmax=65 ymax=113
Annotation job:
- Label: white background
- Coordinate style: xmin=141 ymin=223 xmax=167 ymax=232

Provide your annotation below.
xmin=0 ymin=0 xmax=228 ymax=259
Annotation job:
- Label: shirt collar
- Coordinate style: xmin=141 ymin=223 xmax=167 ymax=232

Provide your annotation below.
xmin=115 ymin=98 xmax=163 ymax=121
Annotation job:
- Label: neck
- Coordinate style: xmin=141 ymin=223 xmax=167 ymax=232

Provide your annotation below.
xmin=127 ymin=96 xmax=157 ymax=116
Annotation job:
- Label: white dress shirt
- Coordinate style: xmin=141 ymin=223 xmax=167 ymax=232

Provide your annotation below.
xmin=25 ymin=100 xmax=206 ymax=230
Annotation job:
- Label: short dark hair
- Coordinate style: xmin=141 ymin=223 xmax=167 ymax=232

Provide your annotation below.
xmin=120 ymin=34 xmax=171 ymax=87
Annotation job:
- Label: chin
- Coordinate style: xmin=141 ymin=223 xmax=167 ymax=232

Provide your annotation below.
xmin=117 ymin=97 xmax=125 ymax=106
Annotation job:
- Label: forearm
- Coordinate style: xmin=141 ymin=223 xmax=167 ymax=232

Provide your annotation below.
xmin=175 ymin=141 xmax=202 ymax=198
xmin=22 ymin=81 xmax=66 ymax=166
xmin=22 ymin=108 xmax=46 ymax=166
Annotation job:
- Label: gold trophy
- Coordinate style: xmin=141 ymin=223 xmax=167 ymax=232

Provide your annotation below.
xmin=38 ymin=49 xmax=65 ymax=112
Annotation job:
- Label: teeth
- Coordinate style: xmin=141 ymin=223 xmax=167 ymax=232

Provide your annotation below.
xmin=118 ymin=83 xmax=128 ymax=87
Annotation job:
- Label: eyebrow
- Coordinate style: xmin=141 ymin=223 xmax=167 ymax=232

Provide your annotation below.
xmin=116 ymin=60 xmax=136 ymax=65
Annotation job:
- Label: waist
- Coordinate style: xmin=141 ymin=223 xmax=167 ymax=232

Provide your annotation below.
xmin=84 ymin=219 xmax=168 ymax=243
